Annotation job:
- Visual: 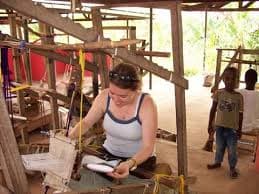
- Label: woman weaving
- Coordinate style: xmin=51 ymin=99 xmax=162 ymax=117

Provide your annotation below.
xmin=69 ymin=63 xmax=158 ymax=179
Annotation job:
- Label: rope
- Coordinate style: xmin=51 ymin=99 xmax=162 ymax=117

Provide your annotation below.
xmin=78 ymin=49 xmax=85 ymax=152
xmin=152 ymin=174 xmax=185 ymax=194
xmin=179 ymin=175 xmax=185 ymax=194
xmin=10 ymin=84 xmax=30 ymax=92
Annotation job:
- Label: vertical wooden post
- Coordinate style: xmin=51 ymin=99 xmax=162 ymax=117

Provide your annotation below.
xmin=149 ymin=8 xmax=153 ymax=89
xmin=213 ymin=49 xmax=222 ymax=91
xmin=8 ymin=13 xmax=26 ymax=116
xmin=0 ymin=146 xmax=13 ymax=191
xmin=0 ymin=89 xmax=29 ymax=194
xmin=170 ymin=2 xmax=188 ymax=178
xmin=91 ymin=8 xmax=109 ymax=90
xmin=39 ymin=22 xmax=59 ymax=129
xmin=237 ymin=49 xmax=243 ymax=88
xmin=22 ymin=19 xmax=32 ymax=85
xmin=129 ymin=26 xmax=136 ymax=51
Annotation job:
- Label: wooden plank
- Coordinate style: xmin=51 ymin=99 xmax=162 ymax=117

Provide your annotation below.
xmin=0 ymin=185 xmax=13 ymax=194
xmin=0 ymin=89 xmax=29 ymax=194
xmin=32 ymin=49 xmax=98 ymax=73
xmin=129 ymin=26 xmax=137 ymax=51
xmin=8 ymin=14 xmax=26 ymax=116
xmin=14 ymin=113 xmax=52 ymax=137
xmin=212 ymin=46 xmax=241 ymax=92
xmin=169 ymin=2 xmax=188 ymax=178
xmin=0 ymin=0 xmax=98 ymax=42
xmin=105 ymin=47 xmax=188 ymax=89
xmin=135 ymin=50 xmax=170 ymax=57
xmin=39 ymin=23 xmax=59 ymax=129
xmin=212 ymin=49 xmax=222 ymax=92
xmin=236 ymin=49 xmax=243 ymax=88
xmin=22 ymin=19 xmax=32 ymax=85
xmin=91 ymin=8 xmax=109 ymax=89
xmin=0 ymin=146 xmax=13 ymax=192
xmin=2 ymin=0 xmax=187 ymax=89
xmin=0 ymin=39 xmax=142 ymax=51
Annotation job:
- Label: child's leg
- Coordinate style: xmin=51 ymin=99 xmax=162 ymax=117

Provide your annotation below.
xmin=214 ymin=127 xmax=227 ymax=164
xmin=226 ymin=129 xmax=238 ymax=169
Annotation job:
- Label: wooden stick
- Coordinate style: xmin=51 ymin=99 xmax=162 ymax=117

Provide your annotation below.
xmin=0 ymin=39 xmax=142 ymax=50
xmin=135 ymin=50 xmax=170 ymax=58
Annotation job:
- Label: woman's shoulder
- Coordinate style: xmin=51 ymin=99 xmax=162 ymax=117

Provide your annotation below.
xmin=141 ymin=93 xmax=156 ymax=108
xmin=94 ymin=89 xmax=109 ymax=105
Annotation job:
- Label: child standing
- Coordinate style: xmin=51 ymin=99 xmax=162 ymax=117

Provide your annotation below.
xmin=207 ymin=67 xmax=243 ymax=179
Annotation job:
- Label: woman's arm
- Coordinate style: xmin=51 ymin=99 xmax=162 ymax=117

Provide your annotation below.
xmin=68 ymin=90 xmax=107 ymax=139
xmin=132 ymin=95 xmax=158 ymax=164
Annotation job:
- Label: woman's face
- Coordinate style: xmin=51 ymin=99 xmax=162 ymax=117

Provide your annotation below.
xmin=109 ymin=83 xmax=135 ymax=107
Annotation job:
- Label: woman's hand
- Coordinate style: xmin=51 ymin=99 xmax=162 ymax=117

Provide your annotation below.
xmin=106 ymin=161 xmax=130 ymax=179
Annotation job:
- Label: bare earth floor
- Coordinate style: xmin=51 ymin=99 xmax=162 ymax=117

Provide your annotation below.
xmin=146 ymin=75 xmax=259 ymax=194
xmin=27 ymin=75 xmax=259 ymax=194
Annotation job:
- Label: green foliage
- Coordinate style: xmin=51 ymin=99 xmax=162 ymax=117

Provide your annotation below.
xmin=184 ymin=66 xmax=199 ymax=77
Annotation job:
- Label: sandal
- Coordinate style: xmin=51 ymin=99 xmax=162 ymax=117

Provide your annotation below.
xmin=207 ymin=163 xmax=221 ymax=169
xmin=230 ymin=168 xmax=239 ymax=179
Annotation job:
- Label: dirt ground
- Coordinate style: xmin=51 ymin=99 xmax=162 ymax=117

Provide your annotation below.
xmin=24 ymin=75 xmax=259 ymax=194
xmin=145 ymin=75 xmax=259 ymax=194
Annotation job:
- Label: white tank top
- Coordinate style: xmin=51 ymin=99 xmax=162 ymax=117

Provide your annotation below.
xmin=102 ymin=93 xmax=146 ymax=158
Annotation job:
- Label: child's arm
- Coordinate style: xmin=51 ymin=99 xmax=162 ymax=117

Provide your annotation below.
xmin=208 ymin=101 xmax=217 ymax=134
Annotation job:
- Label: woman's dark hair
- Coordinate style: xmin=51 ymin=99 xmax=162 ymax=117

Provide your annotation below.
xmin=109 ymin=63 xmax=141 ymax=91
xmin=245 ymin=69 xmax=258 ymax=84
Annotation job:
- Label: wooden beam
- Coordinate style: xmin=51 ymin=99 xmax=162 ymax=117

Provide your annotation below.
xmin=105 ymin=47 xmax=188 ymax=89
xmin=217 ymin=48 xmax=259 ymax=55
xmin=2 ymin=0 xmax=187 ymax=88
xmin=212 ymin=46 xmax=242 ymax=92
xmin=0 ymin=185 xmax=13 ymax=194
xmin=8 ymin=14 xmax=26 ymax=116
xmin=0 ymin=0 xmax=98 ymax=42
xmin=243 ymin=1 xmax=255 ymax=8
xmin=22 ymin=19 xmax=32 ymax=85
xmin=92 ymin=8 xmax=109 ymax=89
xmin=0 ymin=146 xmax=13 ymax=192
xmin=0 ymin=89 xmax=29 ymax=194
xmin=169 ymin=2 xmax=188 ymax=178
xmin=39 ymin=23 xmax=59 ymax=129
xmin=31 ymin=49 xmax=98 ymax=73
xmin=135 ymin=50 xmax=170 ymax=58
xmin=0 ymin=39 xmax=142 ymax=51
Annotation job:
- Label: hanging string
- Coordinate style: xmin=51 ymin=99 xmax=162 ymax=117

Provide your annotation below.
xmin=78 ymin=49 xmax=85 ymax=152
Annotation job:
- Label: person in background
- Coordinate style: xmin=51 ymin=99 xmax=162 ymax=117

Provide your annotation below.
xmin=207 ymin=67 xmax=243 ymax=179
xmin=237 ymin=69 xmax=259 ymax=133
xmin=69 ymin=63 xmax=158 ymax=179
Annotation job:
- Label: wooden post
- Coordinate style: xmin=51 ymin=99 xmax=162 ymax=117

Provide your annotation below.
xmin=0 ymin=146 xmax=13 ymax=191
xmin=213 ymin=49 xmax=222 ymax=91
xmin=22 ymin=19 xmax=32 ymax=85
xmin=8 ymin=13 xmax=26 ymax=116
xmin=170 ymin=2 xmax=188 ymax=178
xmin=129 ymin=26 xmax=136 ymax=51
xmin=39 ymin=22 xmax=59 ymax=129
xmin=149 ymin=8 xmax=153 ymax=89
xmin=237 ymin=48 xmax=243 ymax=88
xmin=212 ymin=46 xmax=241 ymax=92
xmin=91 ymin=8 xmax=109 ymax=90
xmin=0 ymin=89 xmax=29 ymax=194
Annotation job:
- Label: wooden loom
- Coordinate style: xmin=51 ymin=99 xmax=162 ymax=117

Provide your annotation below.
xmin=22 ymin=131 xmax=78 ymax=192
